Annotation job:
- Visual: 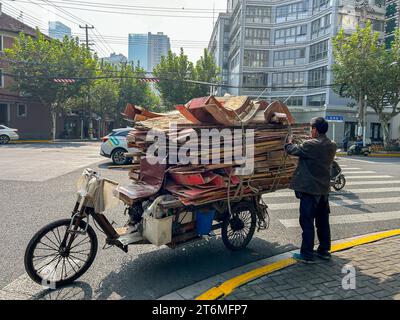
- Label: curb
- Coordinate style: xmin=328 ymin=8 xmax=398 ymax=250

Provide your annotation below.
xmin=159 ymin=229 xmax=400 ymax=301
xmin=9 ymin=140 xmax=52 ymax=144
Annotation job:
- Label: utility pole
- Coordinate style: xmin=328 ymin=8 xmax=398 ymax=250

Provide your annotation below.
xmin=79 ymin=24 xmax=95 ymax=140
xmin=355 ymin=0 xmax=374 ymax=146
xmin=79 ymin=24 xmax=94 ymax=49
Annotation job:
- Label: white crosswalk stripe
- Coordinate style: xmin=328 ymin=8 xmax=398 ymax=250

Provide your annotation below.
xmin=274 ymin=162 xmax=400 ymax=228
xmin=263 ymin=187 xmax=400 ymax=198
xmin=345 ymin=175 xmax=393 ymax=179
xmin=270 ymin=197 xmax=400 ymax=210
xmin=280 ymin=211 xmax=400 ymax=228
xmin=343 ymin=171 xmax=377 ymax=174
xmin=346 ymin=180 xmax=400 ymax=186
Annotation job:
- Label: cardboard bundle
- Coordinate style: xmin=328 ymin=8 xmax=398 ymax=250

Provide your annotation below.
xmin=126 ymin=96 xmax=309 ymax=206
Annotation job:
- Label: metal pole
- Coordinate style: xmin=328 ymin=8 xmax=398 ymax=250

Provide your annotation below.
xmin=363 ymin=95 xmax=367 ymax=146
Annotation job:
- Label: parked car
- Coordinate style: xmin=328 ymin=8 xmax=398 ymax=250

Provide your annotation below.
xmin=100 ymin=128 xmax=138 ymax=165
xmin=0 ymin=125 xmax=19 ymax=144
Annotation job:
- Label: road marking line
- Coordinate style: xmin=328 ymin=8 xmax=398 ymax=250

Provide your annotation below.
xmin=263 ymin=187 xmax=400 ymax=198
xmin=346 ymin=180 xmax=400 ymax=186
xmin=268 ymin=196 xmax=400 ymax=210
xmin=343 ymin=171 xmax=376 ymax=174
xmin=195 ymin=229 xmax=400 ymax=300
xmin=280 ymin=211 xmax=400 ymax=228
xmin=345 ymin=175 xmax=393 ymax=179
xmin=340 ymin=168 xmax=361 ymax=170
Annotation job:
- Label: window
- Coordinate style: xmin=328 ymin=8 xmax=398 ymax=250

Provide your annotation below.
xmin=309 ymin=40 xmax=329 ymax=62
xmin=275 ymin=24 xmax=308 ymax=44
xmin=272 ymin=96 xmax=303 ymax=106
xmin=309 ymin=66 xmax=327 ymax=87
xmin=276 ymin=1 xmax=308 ymax=23
xmin=245 ymin=28 xmax=270 ymax=45
xmin=386 ymin=3 xmax=397 ymax=18
xmin=311 ymin=14 xmax=331 ymax=39
xmin=0 ymin=69 xmax=3 ymax=88
xmin=246 ymin=6 xmax=272 ymax=24
xmin=17 ymin=104 xmax=27 ymax=118
xmin=386 ymin=19 xmax=396 ymax=34
xmin=345 ymin=122 xmax=358 ymax=140
xmin=243 ymin=73 xmax=268 ymax=87
xmin=312 ymin=0 xmax=330 ymax=13
xmin=116 ymin=130 xmax=129 ymax=137
xmin=274 ymin=48 xmax=306 ymax=66
xmin=0 ymin=36 xmax=3 ymax=52
xmin=243 ymin=50 xmax=269 ymax=68
xmin=372 ymin=20 xmax=384 ymax=32
xmin=370 ymin=123 xmax=382 ymax=141
xmin=307 ymin=94 xmax=326 ymax=107
xmin=272 ymin=72 xmax=305 ymax=89
xmin=230 ymin=52 xmax=240 ymax=70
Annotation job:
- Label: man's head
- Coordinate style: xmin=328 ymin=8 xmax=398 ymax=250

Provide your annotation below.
xmin=310 ymin=117 xmax=329 ymax=138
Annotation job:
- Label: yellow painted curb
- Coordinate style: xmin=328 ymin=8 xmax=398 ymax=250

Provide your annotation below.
xmin=195 ymin=229 xmax=400 ymax=301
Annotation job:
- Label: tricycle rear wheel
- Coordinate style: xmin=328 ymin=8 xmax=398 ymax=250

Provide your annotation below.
xmin=221 ymin=202 xmax=257 ymax=251
xmin=24 ymin=219 xmax=98 ymax=288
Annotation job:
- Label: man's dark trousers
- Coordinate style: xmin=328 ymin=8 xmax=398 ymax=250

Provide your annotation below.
xmin=296 ymin=192 xmax=331 ymax=259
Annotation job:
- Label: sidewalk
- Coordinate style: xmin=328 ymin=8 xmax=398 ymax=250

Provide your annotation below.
xmin=225 ymin=236 xmax=400 ymax=300
xmin=159 ymin=231 xmax=400 ymax=300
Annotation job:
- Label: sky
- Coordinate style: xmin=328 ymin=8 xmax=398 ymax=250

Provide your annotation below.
xmin=2 ymin=0 xmax=227 ymax=62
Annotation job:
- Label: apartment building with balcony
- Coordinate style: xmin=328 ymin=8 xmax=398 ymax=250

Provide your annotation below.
xmin=209 ymin=0 xmax=389 ymax=143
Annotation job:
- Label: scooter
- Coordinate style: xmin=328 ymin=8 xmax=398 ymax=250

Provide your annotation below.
xmin=331 ymin=160 xmax=346 ymax=191
xmin=347 ymin=143 xmax=371 ymax=156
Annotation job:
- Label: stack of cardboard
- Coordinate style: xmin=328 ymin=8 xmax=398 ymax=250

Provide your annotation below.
xmin=126 ymin=96 xmax=309 ymax=206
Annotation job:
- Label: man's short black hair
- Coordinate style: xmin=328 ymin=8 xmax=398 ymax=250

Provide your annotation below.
xmin=310 ymin=117 xmax=329 ymax=134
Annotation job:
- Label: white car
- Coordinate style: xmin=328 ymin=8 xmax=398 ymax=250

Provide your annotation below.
xmin=100 ymin=128 xmax=138 ymax=165
xmin=0 ymin=125 xmax=19 ymax=144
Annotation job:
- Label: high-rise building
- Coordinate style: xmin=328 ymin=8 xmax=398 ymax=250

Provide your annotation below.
xmin=209 ymin=0 xmax=386 ymax=144
xmin=49 ymin=21 xmax=71 ymax=41
xmin=128 ymin=32 xmax=170 ymax=72
xmin=385 ymin=0 xmax=399 ymax=48
xmin=102 ymin=53 xmax=128 ymax=67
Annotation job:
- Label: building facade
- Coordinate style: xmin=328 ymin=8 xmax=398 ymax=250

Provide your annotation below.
xmin=49 ymin=21 xmax=72 ymax=41
xmin=209 ymin=0 xmax=388 ymax=144
xmin=0 ymin=10 xmax=61 ymax=140
xmin=128 ymin=32 xmax=170 ymax=72
xmin=102 ymin=53 xmax=128 ymax=67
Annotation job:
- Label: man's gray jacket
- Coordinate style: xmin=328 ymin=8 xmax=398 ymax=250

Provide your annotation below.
xmin=285 ymin=134 xmax=337 ymax=195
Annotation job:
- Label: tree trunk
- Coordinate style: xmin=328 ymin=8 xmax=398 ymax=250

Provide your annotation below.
xmin=381 ymin=118 xmax=390 ymax=149
xmin=51 ymin=109 xmax=57 ymax=141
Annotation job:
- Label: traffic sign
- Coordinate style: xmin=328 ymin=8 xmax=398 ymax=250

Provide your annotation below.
xmin=326 ymin=115 xmax=344 ymax=123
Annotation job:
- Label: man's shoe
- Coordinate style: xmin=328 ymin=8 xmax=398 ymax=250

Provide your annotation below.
xmin=316 ymin=251 xmax=332 ymax=261
xmin=293 ymin=253 xmax=316 ymax=264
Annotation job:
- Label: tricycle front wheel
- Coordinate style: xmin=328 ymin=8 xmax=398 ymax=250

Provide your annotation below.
xmin=221 ymin=202 xmax=257 ymax=251
xmin=24 ymin=219 xmax=98 ymax=288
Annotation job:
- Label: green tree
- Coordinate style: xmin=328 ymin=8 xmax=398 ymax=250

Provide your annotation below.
xmin=332 ymin=22 xmax=400 ymax=147
xmin=192 ymin=49 xmax=221 ymax=97
xmin=153 ymin=48 xmax=195 ymax=109
xmin=5 ymin=31 xmax=97 ymax=139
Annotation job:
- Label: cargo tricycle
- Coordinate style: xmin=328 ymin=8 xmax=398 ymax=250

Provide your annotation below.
xmin=24 ymin=160 xmax=269 ymax=288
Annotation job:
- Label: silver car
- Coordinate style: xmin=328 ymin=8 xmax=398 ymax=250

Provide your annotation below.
xmin=0 ymin=125 xmax=19 ymax=144
xmin=100 ymin=128 xmax=138 ymax=165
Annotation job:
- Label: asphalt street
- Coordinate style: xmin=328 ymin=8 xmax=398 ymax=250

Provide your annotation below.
xmin=0 ymin=143 xmax=399 ymax=300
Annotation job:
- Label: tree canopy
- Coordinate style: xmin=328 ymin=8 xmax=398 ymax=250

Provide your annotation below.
xmin=333 ymin=22 xmax=400 ymax=147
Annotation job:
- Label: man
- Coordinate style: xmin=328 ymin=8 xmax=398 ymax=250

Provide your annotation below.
xmin=285 ymin=117 xmax=337 ymax=263
xmin=342 ymin=135 xmax=349 ymax=152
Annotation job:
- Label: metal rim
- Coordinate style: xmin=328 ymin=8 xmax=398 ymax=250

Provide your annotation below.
xmin=0 ymin=135 xmax=9 ymax=144
xmin=225 ymin=210 xmax=253 ymax=248
xmin=30 ymin=225 xmax=94 ymax=284
xmin=334 ymin=175 xmax=346 ymax=190
xmin=113 ymin=150 xmax=126 ymax=165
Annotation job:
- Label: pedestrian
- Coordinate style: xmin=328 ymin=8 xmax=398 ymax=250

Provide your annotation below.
xmin=342 ymin=136 xmax=349 ymax=152
xmin=285 ymin=117 xmax=337 ymax=263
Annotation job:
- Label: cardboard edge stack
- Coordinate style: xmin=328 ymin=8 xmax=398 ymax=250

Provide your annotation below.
xmin=125 ymin=96 xmax=310 ymax=206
